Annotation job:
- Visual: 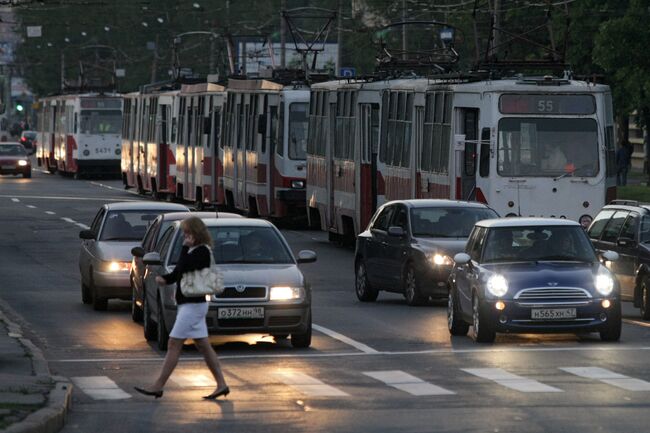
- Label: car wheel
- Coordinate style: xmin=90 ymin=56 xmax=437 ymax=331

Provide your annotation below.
xmin=600 ymin=303 xmax=622 ymax=342
xmin=404 ymin=264 xmax=426 ymax=306
xmin=22 ymin=171 xmax=31 ymax=179
xmin=81 ymin=281 xmax=91 ymax=304
xmin=448 ymin=289 xmax=469 ymax=336
xmin=355 ymin=261 xmax=378 ymax=302
xmin=472 ymin=294 xmax=495 ymax=343
xmin=640 ymin=279 xmax=650 ymax=320
xmin=291 ymin=311 xmax=312 ymax=348
xmin=143 ymin=292 xmax=157 ymax=342
xmin=131 ymin=279 xmax=143 ymax=323
xmin=90 ymin=274 xmax=108 ymax=311
xmin=156 ymin=297 xmax=169 ymax=351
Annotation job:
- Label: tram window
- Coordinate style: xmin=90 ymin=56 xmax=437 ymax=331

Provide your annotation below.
xmin=434 ymin=93 xmax=444 ymax=123
xmin=379 ymin=91 xmax=389 ymax=164
xmin=479 ymin=128 xmax=491 ymax=177
xmin=288 ymin=103 xmax=308 ymax=160
xmin=214 ymin=108 xmax=221 ymax=149
xmin=277 ymin=102 xmax=284 ymax=156
xmin=74 ymin=113 xmax=78 ymax=134
xmin=270 ymin=105 xmax=278 ymax=155
xmin=80 ymin=109 xmax=122 ymax=134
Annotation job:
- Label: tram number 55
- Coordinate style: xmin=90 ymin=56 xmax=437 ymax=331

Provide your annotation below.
xmin=537 ymin=100 xmax=554 ymax=112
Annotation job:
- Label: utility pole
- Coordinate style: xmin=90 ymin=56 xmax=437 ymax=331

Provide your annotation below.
xmin=280 ymin=0 xmax=286 ymax=68
xmin=151 ymin=34 xmax=159 ymax=83
xmin=401 ymin=0 xmax=407 ymax=60
xmin=60 ymin=51 xmax=65 ymax=91
xmin=336 ymin=0 xmax=342 ymax=73
xmin=492 ymin=0 xmax=501 ymax=59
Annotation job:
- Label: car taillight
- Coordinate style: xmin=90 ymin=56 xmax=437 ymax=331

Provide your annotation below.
xmin=20 ymin=137 xmax=26 ymax=142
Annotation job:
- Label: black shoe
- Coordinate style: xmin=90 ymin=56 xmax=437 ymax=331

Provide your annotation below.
xmin=203 ymin=386 xmax=230 ymax=400
xmin=134 ymin=386 xmax=163 ymax=399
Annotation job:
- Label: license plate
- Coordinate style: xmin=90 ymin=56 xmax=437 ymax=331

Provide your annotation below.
xmin=531 ymin=308 xmax=577 ymax=320
xmin=218 ymin=307 xmax=264 ymax=319
xmin=1 ymin=165 xmax=14 ymax=169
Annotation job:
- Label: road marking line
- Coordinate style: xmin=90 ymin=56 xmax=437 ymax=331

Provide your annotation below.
xmin=171 ymin=374 xmax=214 ymax=388
xmin=11 ymin=198 xmax=19 ymax=202
xmin=312 ymin=323 xmax=379 ymax=354
xmin=623 ymin=319 xmax=650 ymax=328
xmin=61 ymin=217 xmax=76 ymax=224
xmin=462 ymin=368 xmax=563 ymax=393
xmin=275 ymin=370 xmax=349 ymax=397
xmin=0 ymin=194 xmax=135 ymax=202
xmin=26 ymin=205 xmax=36 ymax=209
xmin=45 ymin=211 xmax=56 ymax=215
xmin=90 ymin=181 xmax=141 ymax=196
xmin=76 ymin=223 xmax=90 ymax=229
xmin=71 ymin=376 xmax=131 ymax=400
xmin=560 ymin=367 xmax=650 ymax=391
xmin=48 ymin=345 xmax=650 ymax=363
xmin=363 ymin=370 xmax=455 ymax=396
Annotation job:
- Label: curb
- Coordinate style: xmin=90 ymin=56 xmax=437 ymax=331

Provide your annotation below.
xmin=0 ymin=301 xmax=73 ymax=433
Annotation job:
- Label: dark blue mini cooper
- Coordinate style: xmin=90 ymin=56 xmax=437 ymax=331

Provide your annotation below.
xmin=448 ymin=218 xmax=621 ymax=343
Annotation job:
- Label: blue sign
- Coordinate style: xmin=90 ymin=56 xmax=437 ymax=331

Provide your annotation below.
xmin=340 ymin=67 xmax=356 ymax=78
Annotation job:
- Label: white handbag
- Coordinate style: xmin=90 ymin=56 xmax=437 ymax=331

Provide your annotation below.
xmin=180 ymin=247 xmax=224 ymax=297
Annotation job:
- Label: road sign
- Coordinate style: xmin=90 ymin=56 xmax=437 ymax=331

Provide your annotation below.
xmin=115 ymin=69 xmax=126 ymax=78
xmin=26 ymin=26 xmax=42 ymax=38
xmin=340 ymin=67 xmax=356 ymax=78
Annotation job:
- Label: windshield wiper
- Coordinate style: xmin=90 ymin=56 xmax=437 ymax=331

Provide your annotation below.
xmin=102 ymin=237 xmax=137 ymax=241
xmin=537 ymin=256 xmax=590 ymax=262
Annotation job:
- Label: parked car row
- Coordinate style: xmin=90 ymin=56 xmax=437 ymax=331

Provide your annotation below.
xmin=79 ymin=202 xmax=317 ymax=350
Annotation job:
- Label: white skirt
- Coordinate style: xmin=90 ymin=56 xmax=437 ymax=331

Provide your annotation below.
xmin=170 ymin=302 xmax=209 ymax=339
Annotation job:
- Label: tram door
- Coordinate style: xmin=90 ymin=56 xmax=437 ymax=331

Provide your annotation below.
xmin=327 ymin=98 xmax=337 ymax=230
xmin=413 ymin=106 xmax=424 ymax=198
xmin=458 ymin=108 xmax=479 ymax=200
xmin=358 ymin=103 xmax=380 ymax=229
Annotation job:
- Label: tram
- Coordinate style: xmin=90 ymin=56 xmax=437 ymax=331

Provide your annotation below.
xmin=220 ymin=78 xmax=309 ymax=217
xmin=307 ymin=74 xmax=616 ymax=242
xmin=37 ymin=93 xmax=123 ymax=177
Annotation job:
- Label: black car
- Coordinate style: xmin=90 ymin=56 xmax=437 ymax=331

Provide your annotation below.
xmin=20 ymin=131 xmax=37 ymax=155
xmin=587 ymin=200 xmax=650 ymax=318
xmin=354 ymin=199 xmax=498 ymax=306
xmin=449 ymin=218 xmax=621 ymax=343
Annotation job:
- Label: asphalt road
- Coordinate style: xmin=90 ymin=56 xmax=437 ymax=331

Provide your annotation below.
xmin=2 ymin=167 xmax=650 ymax=433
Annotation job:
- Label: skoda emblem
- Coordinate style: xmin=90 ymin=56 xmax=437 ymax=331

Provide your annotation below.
xmin=235 ymin=285 xmax=246 ymax=293
xmin=547 ymin=282 xmax=558 ymax=287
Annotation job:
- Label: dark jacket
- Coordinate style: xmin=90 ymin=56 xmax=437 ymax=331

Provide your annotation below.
xmin=162 ymin=244 xmax=210 ymax=304
xmin=616 ymin=146 xmax=631 ymax=169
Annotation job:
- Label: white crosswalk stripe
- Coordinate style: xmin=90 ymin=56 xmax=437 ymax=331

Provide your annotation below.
xmin=170 ymin=374 xmax=215 ymax=388
xmin=71 ymin=376 xmax=131 ymax=400
xmin=274 ymin=370 xmax=349 ymax=397
xmin=462 ymin=368 xmax=563 ymax=393
xmin=560 ymin=367 xmax=650 ymax=391
xmin=363 ymin=370 xmax=455 ymax=396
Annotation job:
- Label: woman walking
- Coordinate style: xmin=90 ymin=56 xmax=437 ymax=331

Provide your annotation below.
xmin=134 ymin=216 xmax=229 ymax=400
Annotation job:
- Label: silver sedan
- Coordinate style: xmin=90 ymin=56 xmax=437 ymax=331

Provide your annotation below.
xmin=79 ymin=201 xmax=189 ymax=310
xmin=141 ymin=218 xmax=316 ymax=350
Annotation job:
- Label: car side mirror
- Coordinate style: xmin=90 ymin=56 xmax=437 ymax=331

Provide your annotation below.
xmin=131 ymin=246 xmax=145 ymax=258
xmin=616 ymin=237 xmax=636 ymax=248
xmin=601 ymin=250 xmax=619 ymax=262
xmin=387 ymin=226 xmax=406 ymax=237
xmin=143 ymin=252 xmax=162 ymax=265
xmin=454 ymin=253 xmax=471 ymax=265
xmin=79 ymin=229 xmax=95 ymax=240
xmin=297 ymin=250 xmax=317 ymax=264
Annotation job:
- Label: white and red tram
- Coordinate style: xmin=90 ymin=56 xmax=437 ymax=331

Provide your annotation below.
xmin=307 ymin=75 xmax=616 ymax=241
xmin=37 ymin=93 xmax=122 ymax=177
xmin=220 ymin=78 xmax=309 ymax=217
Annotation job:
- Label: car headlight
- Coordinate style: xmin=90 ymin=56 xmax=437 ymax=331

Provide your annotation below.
xmin=269 ymin=286 xmax=304 ymax=301
xmin=18 ymin=160 xmax=28 ymax=166
xmin=595 ymin=272 xmax=614 ymax=296
xmin=107 ymin=261 xmax=131 ymax=272
xmin=428 ymin=253 xmax=453 ymax=266
xmin=486 ymin=274 xmax=508 ymax=297
xmin=291 ymin=180 xmax=305 ymax=189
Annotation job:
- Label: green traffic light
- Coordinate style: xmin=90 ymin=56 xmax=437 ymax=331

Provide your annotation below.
xmin=16 ymin=104 xmax=23 ymax=112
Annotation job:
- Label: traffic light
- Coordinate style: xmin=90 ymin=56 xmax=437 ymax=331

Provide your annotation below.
xmin=15 ymin=103 xmax=23 ymax=112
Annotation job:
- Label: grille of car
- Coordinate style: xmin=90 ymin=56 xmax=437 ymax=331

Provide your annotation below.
xmin=215 ymin=286 xmax=267 ymax=299
xmin=217 ymin=318 xmax=265 ymax=327
xmin=514 ymin=287 xmax=591 ymax=301
xmin=268 ymin=316 xmax=302 ymax=327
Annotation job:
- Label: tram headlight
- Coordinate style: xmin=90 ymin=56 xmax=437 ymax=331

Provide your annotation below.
xmin=291 ymin=180 xmax=305 ymax=189
xmin=579 ymin=214 xmax=593 ymax=229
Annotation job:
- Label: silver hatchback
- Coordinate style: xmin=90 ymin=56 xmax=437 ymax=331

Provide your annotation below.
xmin=79 ymin=201 xmax=189 ymax=310
xmin=141 ymin=218 xmax=316 ymax=350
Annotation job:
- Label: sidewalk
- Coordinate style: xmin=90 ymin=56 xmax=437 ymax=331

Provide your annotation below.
xmin=0 ymin=300 xmax=72 ymax=433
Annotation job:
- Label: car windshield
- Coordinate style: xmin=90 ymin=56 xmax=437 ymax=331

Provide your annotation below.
xmin=0 ymin=145 xmax=26 ymax=156
xmin=410 ymin=207 xmax=498 ymax=238
xmin=641 ymin=216 xmax=650 ymax=243
xmin=99 ymin=211 xmax=160 ymax=241
xmin=22 ymin=132 xmax=37 ymax=139
xmin=482 ymin=225 xmax=598 ymax=263
xmin=498 ymin=118 xmax=598 ymax=177
xmin=288 ymin=102 xmax=308 ymax=160
xmin=169 ymin=226 xmax=294 ymax=265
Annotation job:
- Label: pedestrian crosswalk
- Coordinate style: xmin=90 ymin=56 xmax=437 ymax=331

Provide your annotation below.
xmin=71 ymin=366 xmax=650 ymax=401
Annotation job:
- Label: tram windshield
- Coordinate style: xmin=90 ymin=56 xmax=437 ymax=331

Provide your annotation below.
xmin=288 ymin=102 xmax=308 ymax=160
xmin=497 ymin=118 xmax=598 ymax=177
xmin=80 ymin=110 xmax=122 ymax=134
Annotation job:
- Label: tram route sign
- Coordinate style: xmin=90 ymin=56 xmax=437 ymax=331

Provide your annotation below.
xmin=499 ymin=94 xmax=595 ymax=115
xmin=340 ymin=67 xmax=356 ymax=78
